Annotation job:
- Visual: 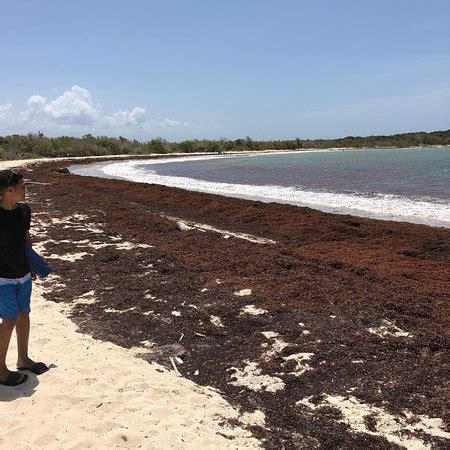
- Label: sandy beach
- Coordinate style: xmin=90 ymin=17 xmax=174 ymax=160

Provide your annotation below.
xmin=1 ymin=157 xmax=264 ymax=449
xmin=2 ymin=281 xmax=261 ymax=449
xmin=1 ymin=156 xmax=449 ymax=448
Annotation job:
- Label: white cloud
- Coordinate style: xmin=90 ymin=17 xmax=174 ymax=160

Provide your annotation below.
xmin=0 ymin=102 xmax=17 ymax=130
xmin=159 ymin=118 xmax=188 ymax=127
xmin=106 ymin=106 xmax=146 ymax=126
xmin=0 ymin=85 xmax=188 ymax=138
xmin=0 ymin=102 xmax=13 ymax=114
xmin=22 ymin=85 xmax=99 ymax=125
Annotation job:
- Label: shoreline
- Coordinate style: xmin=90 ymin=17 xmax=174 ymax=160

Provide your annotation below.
xmin=70 ymin=149 xmax=450 ymax=229
xmin=1 ymin=158 xmax=447 ymax=447
xmin=1 ymin=143 xmax=448 ymax=169
xmin=4 ymin=148 xmax=449 ymax=230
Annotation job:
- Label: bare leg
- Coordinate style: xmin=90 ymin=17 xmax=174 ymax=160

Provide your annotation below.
xmin=15 ymin=313 xmax=35 ymax=368
xmin=0 ymin=317 xmax=18 ymax=382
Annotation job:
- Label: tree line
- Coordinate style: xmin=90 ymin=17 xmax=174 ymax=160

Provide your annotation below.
xmin=0 ymin=129 xmax=449 ymax=160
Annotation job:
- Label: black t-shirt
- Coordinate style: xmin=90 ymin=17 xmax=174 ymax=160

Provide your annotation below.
xmin=0 ymin=203 xmax=31 ymax=278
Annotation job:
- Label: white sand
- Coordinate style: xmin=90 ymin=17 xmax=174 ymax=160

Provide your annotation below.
xmin=0 ymin=159 xmax=262 ymax=448
xmin=210 ymin=315 xmax=224 ymax=327
xmin=298 ymin=394 xmax=450 ymax=449
xmin=228 ymin=361 xmax=285 ymax=393
xmin=1 ymin=281 xmax=261 ymax=449
xmin=282 ymin=353 xmax=314 ymax=376
xmin=234 ymin=289 xmax=252 ymax=297
xmin=367 ymin=319 xmax=411 ymax=338
xmin=240 ymin=305 xmax=266 ymax=316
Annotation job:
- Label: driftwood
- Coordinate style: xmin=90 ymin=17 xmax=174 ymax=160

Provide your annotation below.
xmin=169 ymin=357 xmax=181 ymax=376
xmin=195 ymin=332 xmax=207 ymax=337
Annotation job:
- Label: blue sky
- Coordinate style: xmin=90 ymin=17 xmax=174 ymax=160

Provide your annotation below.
xmin=1 ymin=0 xmax=449 ymax=141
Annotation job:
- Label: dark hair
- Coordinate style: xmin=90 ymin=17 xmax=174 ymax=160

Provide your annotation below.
xmin=0 ymin=169 xmax=24 ymax=193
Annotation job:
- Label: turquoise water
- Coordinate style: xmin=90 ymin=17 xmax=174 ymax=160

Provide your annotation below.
xmin=140 ymin=147 xmax=450 ymax=201
xmin=70 ymin=147 xmax=450 ymax=227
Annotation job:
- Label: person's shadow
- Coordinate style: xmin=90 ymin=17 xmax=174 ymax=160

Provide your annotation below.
xmin=0 ymin=364 xmax=57 ymax=402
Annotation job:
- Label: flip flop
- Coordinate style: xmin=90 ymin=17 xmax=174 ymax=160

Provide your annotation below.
xmin=17 ymin=362 xmax=48 ymax=375
xmin=0 ymin=371 xmax=28 ymax=386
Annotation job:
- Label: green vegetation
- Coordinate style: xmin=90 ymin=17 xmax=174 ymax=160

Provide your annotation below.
xmin=0 ymin=130 xmax=449 ymax=161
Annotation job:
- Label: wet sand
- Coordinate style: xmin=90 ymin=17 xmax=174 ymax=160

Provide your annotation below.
xmin=2 ymin=156 xmax=449 ymax=448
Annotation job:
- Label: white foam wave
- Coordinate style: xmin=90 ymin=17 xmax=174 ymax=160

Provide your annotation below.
xmin=71 ymin=158 xmax=450 ymax=228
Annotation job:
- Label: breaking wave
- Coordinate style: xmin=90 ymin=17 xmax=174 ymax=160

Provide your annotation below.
xmin=70 ymin=156 xmax=450 ymax=228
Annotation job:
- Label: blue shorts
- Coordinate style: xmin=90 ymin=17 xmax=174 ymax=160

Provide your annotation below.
xmin=0 ymin=274 xmax=32 ymax=319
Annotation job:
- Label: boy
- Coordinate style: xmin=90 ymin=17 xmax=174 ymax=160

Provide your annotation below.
xmin=0 ymin=169 xmax=48 ymax=386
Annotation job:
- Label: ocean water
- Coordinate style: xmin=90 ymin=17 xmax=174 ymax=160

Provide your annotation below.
xmin=70 ymin=147 xmax=450 ymax=228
